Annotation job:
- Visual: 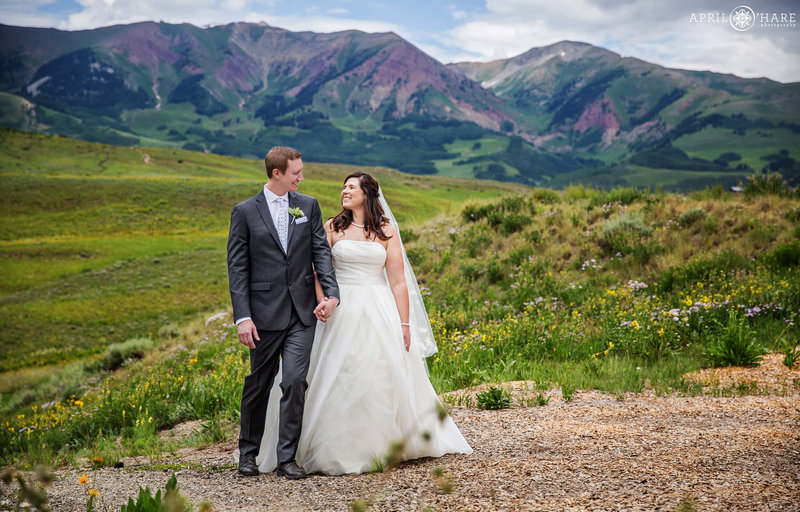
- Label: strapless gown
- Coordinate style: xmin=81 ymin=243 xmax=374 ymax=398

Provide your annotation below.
xmin=254 ymin=240 xmax=472 ymax=475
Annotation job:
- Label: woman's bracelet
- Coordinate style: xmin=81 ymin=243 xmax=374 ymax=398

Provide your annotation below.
xmin=401 ymin=322 xmax=410 ymax=326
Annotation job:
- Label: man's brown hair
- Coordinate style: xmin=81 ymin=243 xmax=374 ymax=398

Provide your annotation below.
xmin=265 ymin=146 xmax=302 ymax=179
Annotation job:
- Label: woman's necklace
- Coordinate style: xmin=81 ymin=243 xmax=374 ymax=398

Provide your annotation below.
xmin=351 ymin=221 xmax=365 ymax=228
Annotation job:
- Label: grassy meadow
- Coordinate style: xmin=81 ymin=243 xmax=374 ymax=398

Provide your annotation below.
xmin=0 ymin=128 xmax=517 ymax=371
xmin=1 ymin=127 xmax=799 ymax=469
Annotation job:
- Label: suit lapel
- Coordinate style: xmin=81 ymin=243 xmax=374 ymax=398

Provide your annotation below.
xmin=255 ymin=192 xmax=285 ymax=254
xmin=286 ymin=191 xmax=297 ymax=252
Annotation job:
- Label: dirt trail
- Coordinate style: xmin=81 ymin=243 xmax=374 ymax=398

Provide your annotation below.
xmin=44 ymin=387 xmax=799 ymax=512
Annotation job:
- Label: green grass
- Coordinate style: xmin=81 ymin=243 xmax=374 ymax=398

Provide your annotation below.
xmin=549 ymin=164 xmax=753 ymax=190
xmin=434 ymin=136 xmax=511 ymax=177
xmin=673 ymin=126 xmax=800 ymax=171
xmin=0 ymin=127 xmax=517 ymax=373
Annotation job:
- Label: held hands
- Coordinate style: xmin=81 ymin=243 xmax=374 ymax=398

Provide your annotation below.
xmin=237 ymin=319 xmax=260 ymax=349
xmin=314 ymin=297 xmax=339 ymax=322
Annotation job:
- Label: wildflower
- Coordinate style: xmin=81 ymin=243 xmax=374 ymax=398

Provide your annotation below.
xmin=89 ymin=489 xmax=100 ymax=497
xmin=74 ymin=400 xmax=84 ymax=407
xmin=78 ymin=474 xmax=88 ymax=486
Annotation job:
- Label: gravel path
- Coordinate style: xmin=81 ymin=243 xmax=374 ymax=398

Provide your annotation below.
xmin=43 ymin=389 xmax=800 ymax=512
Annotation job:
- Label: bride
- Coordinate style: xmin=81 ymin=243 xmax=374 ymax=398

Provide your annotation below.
xmin=252 ymin=171 xmax=472 ymax=475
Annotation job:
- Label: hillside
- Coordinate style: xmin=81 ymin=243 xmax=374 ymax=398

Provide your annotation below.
xmin=1 ymin=22 xmax=798 ymax=188
xmin=0 ymin=127 xmax=518 ymax=375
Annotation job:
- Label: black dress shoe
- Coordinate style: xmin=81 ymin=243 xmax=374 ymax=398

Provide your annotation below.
xmin=276 ymin=461 xmax=307 ymax=480
xmin=238 ymin=454 xmax=259 ymax=476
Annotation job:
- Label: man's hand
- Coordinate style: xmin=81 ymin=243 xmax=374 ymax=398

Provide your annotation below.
xmin=237 ymin=319 xmax=259 ymax=349
xmin=313 ymin=297 xmax=339 ymax=322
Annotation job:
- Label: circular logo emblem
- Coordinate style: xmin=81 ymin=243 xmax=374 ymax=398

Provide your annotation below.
xmin=730 ymin=5 xmax=756 ymax=31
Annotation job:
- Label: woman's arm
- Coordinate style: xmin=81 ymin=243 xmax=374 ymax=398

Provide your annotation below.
xmin=384 ymin=225 xmax=411 ymax=351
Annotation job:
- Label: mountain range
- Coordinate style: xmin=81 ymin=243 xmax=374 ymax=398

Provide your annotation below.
xmin=1 ymin=21 xmax=798 ymax=189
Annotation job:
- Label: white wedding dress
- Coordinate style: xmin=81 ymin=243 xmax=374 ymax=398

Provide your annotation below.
xmin=254 ymin=240 xmax=472 ymax=475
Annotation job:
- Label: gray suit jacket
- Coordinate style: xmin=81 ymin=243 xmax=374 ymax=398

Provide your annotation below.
xmin=227 ymin=190 xmax=339 ymax=330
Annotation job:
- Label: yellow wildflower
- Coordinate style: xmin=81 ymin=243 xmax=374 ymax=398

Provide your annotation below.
xmin=78 ymin=474 xmax=88 ymax=486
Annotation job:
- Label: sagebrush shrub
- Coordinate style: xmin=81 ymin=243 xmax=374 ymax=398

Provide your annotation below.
xmin=598 ymin=213 xmax=653 ymax=255
xmin=679 ymin=207 xmax=707 ymax=226
xmin=97 ymin=337 xmax=154 ymax=372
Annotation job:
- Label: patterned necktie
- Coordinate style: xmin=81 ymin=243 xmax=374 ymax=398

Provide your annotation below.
xmin=276 ymin=196 xmax=288 ymax=252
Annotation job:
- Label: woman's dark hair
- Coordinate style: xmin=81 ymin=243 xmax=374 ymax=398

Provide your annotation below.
xmin=331 ymin=172 xmax=392 ymax=241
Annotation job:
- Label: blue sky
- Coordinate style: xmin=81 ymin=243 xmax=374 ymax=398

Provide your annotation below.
xmin=2 ymin=0 xmax=799 ymax=82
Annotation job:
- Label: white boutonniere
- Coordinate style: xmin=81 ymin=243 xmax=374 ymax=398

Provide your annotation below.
xmin=289 ymin=207 xmax=307 ymax=223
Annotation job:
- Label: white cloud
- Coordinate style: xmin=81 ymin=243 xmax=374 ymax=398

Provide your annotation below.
xmin=439 ymin=0 xmax=800 ymax=82
xmin=62 ymin=0 xmax=265 ymax=30
xmin=264 ymin=15 xmax=400 ymax=35
xmin=0 ymin=0 xmax=63 ymax=28
xmin=50 ymin=0 xmax=400 ymax=38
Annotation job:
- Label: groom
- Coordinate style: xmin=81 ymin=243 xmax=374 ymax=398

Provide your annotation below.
xmin=227 ymin=146 xmax=339 ymax=479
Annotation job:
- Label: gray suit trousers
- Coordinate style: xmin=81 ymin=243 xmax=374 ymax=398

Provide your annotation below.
xmin=238 ymin=305 xmax=315 ymax=463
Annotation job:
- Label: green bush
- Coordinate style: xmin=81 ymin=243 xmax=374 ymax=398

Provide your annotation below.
xmin=524 ymin=230 xmax=542 ymax=244
xmin=399 ymin=228 xmax=419 ymax=243
xmin=405 ymin=247 xmax=426 ymax=267
xmin=461 ymin=203 xmax=494 ymax=222
xmin=767 ymin=241 xmax=800 ymax=268
xmin=706 ymin=312 xmax=765 ymax=367
xmin=679 ymin=207 xmax=707 ymax=226
xmin=476 ymin=386 xmax=511 ymax=410
xmin=96 ymin=337 xmax=154 ymax=372
xmin=505 ymin=246 xmax=536 ymax=267
xmin=607 ymin=187 xmax=644 ymax=205
xmin=458 ymin=224 xmax=493 ymax=257
xmin=598 ymin=213 xmax=653 ymax=255
xmin=657 ymin=251 xmax=751 ymax=292
xmin=497 ymin=195 xmax=528 ymax=213
xmin=742 ymin=173 xmax=790 ymax=198
xmin=158 ymin=323 xmax=180 ymax=339
xmin=486 ymin=210 xmax=504 ymax=229
xmin=460 ymin=262 xmax=481 ymax=281
xmin=486 ymin=260 xmax=505 ymax=283
xmin=500 ymin=213 xmax=532 ymax=235
xmin=533 ymin=188 xmax=562 ymax=204
xmin=785 ymin=206 xmax=800 ymax=223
